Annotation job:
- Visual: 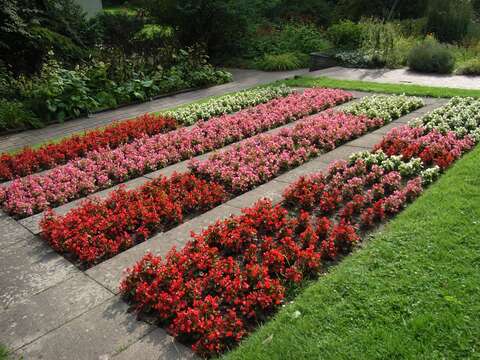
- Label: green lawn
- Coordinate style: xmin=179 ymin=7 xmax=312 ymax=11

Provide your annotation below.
xmin=279 ymin=76 xmax=480 ymax=98
xmin=0 ymin=345 xmax=8 ymax=360
xmin=225 ymin=145 xmax=480 ymax=360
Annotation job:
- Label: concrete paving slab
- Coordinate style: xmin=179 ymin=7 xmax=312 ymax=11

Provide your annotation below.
xmin=113 ymin=328 xmax=195 ymax=360
xmin=88 ymin=176 xmax=151 ymax=201
xmin=318 ymin=145 xmax=367 ymax=164
xmin=15 ymin=296 xmax=154 ymax=360
xmin=346 ymin=132 xmax=385 ymax=149
xmin=0 ymin=250 xmax=78 ymax=309
xmin=275 ymin=159 xmax=330 ymax=184
xmin=309 ymin=67 xmax=480 ymax=90
xmin=0 ymin=215 xmax=35 ymax=247
xmin=226 ymin=180 xmax=289 ymax=209
xmin=0 ymin=273 xmax=113 ymax=351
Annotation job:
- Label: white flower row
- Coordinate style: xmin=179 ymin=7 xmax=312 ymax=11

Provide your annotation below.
xmin=164 ymin=85 xmax=293 ymax=125
xmin=412 ymin=97 xmax=480 ymax=142
xmin=344 ymin=95 xmax=425 ymax=122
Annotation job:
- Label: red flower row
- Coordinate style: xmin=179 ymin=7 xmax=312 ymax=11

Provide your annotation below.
xmin=39 ymin=110 xmax=376 ymax=266
xmin=374 ymin=125 xmax=474 ymax=169
xmin=120 ymin=157 xmax=426 ymax=356
xmin=40 ymin=173 xmax=228 ymax=265
xmin=0 ymin=114 xmax=178 ymax=181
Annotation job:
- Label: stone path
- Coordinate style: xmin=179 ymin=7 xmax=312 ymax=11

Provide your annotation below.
xmin=0 ymin=68 xmax=308 ymax=154
xmin=2 ymin=65 xmax=477 ymax=154
xmin=0 ymin=95 xmax=447 ymax=359
xmin=309 ymin=66 xmax=480 ymax=90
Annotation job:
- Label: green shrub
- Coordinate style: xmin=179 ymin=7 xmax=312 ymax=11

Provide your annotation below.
xmin=92 ymin=9 xmax=146 ymax=54
xmin=247 ymin=23 xmax=330 ymax=60
xmin=25 ymin=57 xmax=99 ymax=122
xmin=426 ymin=0 xmax=473 ymax=43
xmin=0 ymin=100 xmax=42 ymax=131
xmin=327 ymin=20 xmax=364 ymax=49
xmin=408 ymin=37 xmax=455 ymax=74
xmin=256 ymin=53 xmax=303 ymax=71
xmin=456 ymin=58 xmax=480 ymax=75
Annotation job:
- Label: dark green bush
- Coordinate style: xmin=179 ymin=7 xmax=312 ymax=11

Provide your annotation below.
xmin=0 ymin=0 xmax=94 ymax=74
xmin=0 ymin=100 xmax=41 ymax=131
xmin=408 ymin=37 xmax=455 ymax=74
xmin=91 ymin=9 xmax=146 ymax=54
xmin=327 ymin=20 xmax=364 ymax=49
xmin=247 ymin=23 xmax=330 ymax=59
xmin=256 ymin=53 xmax=303 ymax=71
xmin=456 ymin=58 xmax=480 ymax=75
xmin=426 ymin=0 xmax=473 ymax=43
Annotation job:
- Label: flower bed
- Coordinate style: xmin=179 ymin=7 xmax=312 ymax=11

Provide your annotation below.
xmin=41 ymin=173 xmax=228 ymax=265
xmin=120 ymin=154 xmax=428 ymax=357
xmin=38 ymin=94 xmax=424 ymax=266
xmin=0 ymin=115 xmax=178 ymax=182
xmin=190 ymin=111 xmax=383 ymax=193
xmin=1 ymin=88 xmax=351 ymax=217
xmin=411 ymin=97 xmax=480 ymax=141
xmin=163 ymin=85 xmax=293 ymax=125
xmin=374 ymin=126 xmax=474 ymax=169
xmin=39 ymin=111 xmax=372 ymax=266
xmin=190 ymin=95 xmax=424 ymax=193
xmin=343 ymin=95 xmax=425 ymax=122
xmin=120 ymin=102 xmax=477 ymax=357
xmin=0 ymin=86 xmax=292 ymax=182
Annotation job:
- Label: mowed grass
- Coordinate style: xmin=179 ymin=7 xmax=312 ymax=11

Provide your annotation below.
xmin=0 ymin=345 xmax=8 ymax=360
xmin=225 ymin=145 xmax=480 ymax=360
xmin=280 ymin=76 xmax=480 ymax=98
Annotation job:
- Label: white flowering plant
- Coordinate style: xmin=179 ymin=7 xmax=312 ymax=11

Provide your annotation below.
xmin=164 ymin=85 xmax=293 ymax=125
xmin=344 ymin=95 xmax=425 ymax=122
xmin=411 ymin=97 xmax=480 ymax=142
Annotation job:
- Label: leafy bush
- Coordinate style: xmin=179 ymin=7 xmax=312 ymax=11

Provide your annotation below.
xmin=327 ymin=20 xmax=364 ymax=49
xmin=24 ymin=57 xmax=98 ymax=122
xmin=0 ymin=100 xmax=41 ymax=131
xmin=360 ymin=20 xmax=401 ymax=68
xmin=92 ymin=9 xmax=146 ymax=54
xmin=256 ymin=53 xmax=303 ymax=71
xmin=0 ymin=0 xmax=95 ymax=74
xmin=245 ymin=23 xmax=330 ymax=62
xmin=408 ymin=37 xmax=455 ymax=74
xmin=456 ymin=58 xmax=480 ymax=75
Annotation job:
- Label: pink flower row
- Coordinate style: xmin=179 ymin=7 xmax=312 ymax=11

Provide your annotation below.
xmin=0 ymin=89 xmax=352 ymax=217
xmin=190 ymin=110 xmax=384 ymax=193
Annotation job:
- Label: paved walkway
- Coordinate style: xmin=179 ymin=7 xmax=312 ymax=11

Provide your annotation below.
xmin=309 ymin=67 xmax=480 ymax=90
xmin=0 ymin=96 xmax=447 ymax=359
xmin=0 ymin=68 xmax=308 ymax=153
xmin=1 ymin=66 xmax=479 ymax=154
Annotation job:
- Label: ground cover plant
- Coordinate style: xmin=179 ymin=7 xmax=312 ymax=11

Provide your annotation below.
xmin=0 ymin=88 xmax=352 ymax=218
xmin=119 ymin=96 xmax=478 ymax=357
xmin=0 ymin=86 xmax=292 ymax=181
xmin=38 ymin=94 xmax=423 ymax=266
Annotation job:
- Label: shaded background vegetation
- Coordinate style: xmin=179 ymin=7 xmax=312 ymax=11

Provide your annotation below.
xmin=0 ymin=0 xmax=480 ymax=131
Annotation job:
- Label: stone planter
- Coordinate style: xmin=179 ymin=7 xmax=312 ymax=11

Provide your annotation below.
xmin=310 ymin=51 xmax=337 ymax=71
